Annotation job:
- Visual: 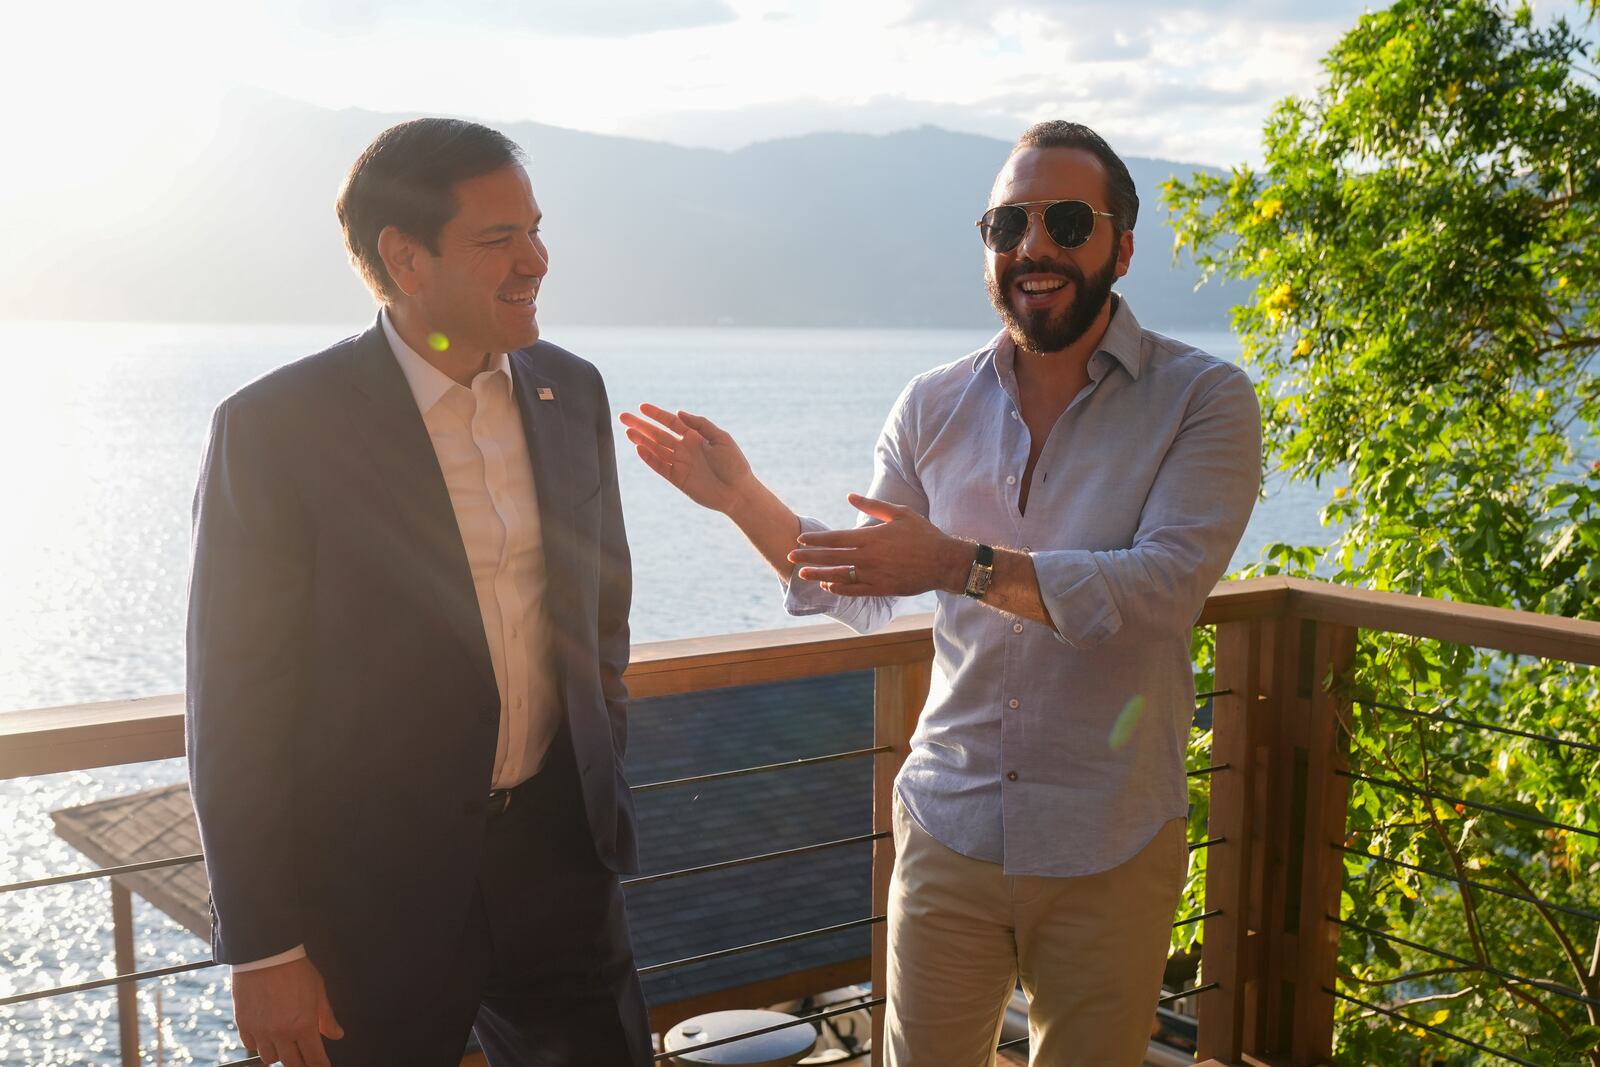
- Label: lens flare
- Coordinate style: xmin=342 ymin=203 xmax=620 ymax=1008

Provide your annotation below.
xmin=428 ymin=332 xmax=451 ymax=352
xmin=1108 ymin=694 xmax=1146 ymax=750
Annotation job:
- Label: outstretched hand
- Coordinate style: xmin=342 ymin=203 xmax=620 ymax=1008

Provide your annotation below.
xmin=788 ymin=493 xmax=971 ymax=597
xmin=620 ymin=404 xmax=754 ymax=515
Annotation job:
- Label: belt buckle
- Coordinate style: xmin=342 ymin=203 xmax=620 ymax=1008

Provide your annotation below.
xmin=486 ymin=788 xmax=513 ymax=817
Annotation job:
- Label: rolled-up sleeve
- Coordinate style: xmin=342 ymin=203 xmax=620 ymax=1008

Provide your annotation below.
xmin=783 ymin=379 xmax=930 ymax=634
xmin=1034 ymin=367 xmax=1261 ymax=648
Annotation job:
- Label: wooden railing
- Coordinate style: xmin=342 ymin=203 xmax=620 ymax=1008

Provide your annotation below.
xmin=1194 ymin=578 xmax=1600 ymax=1067
xmin=4 ymin=576 xmax=1599 ymax=1066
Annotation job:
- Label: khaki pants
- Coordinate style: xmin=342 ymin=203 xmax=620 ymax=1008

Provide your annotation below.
xmin=885 ymin=796 xmax=1187 ymax=1067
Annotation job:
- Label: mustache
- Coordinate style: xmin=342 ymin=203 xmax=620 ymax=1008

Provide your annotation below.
xmin=1000 ymin=257 xmax=1083 ymax=292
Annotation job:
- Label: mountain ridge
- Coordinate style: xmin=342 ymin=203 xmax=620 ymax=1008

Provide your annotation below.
xmin=4 ymin=92 xmax=1240 ymax=330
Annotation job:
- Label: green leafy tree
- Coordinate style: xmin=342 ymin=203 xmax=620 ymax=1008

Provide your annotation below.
xmin=1165 ymin=1 xmax=1600 ymax=1062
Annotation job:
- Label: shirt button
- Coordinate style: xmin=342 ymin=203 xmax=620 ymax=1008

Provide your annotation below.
xmin=1006 ymin=475 xmax=1017 ymax=485
xmin=1006 ymin=771 xmax=1019 ymax=782
xmin=1008 ymin=698 xmax=1020 ymax=709
xmin=1013 ymin=622 xmax=1024 ymax=634
xmin=510 ymin=625 xmax=519 ymax=639
xmin=514 ymin=696 xmax=525 ymax=709
xmin=1010 ymin=411 xmax=1019 ymax=421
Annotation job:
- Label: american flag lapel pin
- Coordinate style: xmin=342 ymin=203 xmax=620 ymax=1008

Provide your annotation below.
xmin=537 ymin=387 xmax=556 ymax=401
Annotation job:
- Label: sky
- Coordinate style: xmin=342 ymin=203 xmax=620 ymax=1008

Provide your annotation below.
xmin=2 ymin=0 xmax=1591 ymax=209
xmin=0 ymin=0 xmax=1411 ymax=181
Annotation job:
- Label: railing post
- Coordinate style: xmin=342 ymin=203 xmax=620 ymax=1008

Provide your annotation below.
xmin=1197 ymin=619 xmax=1269 ymax=1063
xmin=1246 ymin=614 xmax=1357 ymax=1065
xmin=870 ymin=658 xmax=931 ymax=1067
xmin=1289 ymin=621 xmax=1357 ymax=1062
xmin=111 ymin=880 xmax=140 ymax=1067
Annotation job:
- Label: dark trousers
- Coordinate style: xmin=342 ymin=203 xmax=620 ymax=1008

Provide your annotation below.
xmin=323 ymin=728 xmax=651 ymax=1066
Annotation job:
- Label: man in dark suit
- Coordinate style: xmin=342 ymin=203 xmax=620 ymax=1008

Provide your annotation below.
xmin=186 ymin=118 xmax=650 ymax=1067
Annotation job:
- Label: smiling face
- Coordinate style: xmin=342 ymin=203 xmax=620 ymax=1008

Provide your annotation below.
xmin=400 ymin=164 xmax=548 ymax=357
xmin=983 ymin=146 xmax=1133 ymax=356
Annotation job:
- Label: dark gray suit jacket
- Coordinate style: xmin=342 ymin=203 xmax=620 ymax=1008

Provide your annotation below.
xmin=185 ymin=319 xmax=636 ymax=972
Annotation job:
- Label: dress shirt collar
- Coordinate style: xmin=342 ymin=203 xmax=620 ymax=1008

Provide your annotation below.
xmin=380 ymin=307 xmax=512 ymax=416
xmin=983 ymin=293 xmax=1146 ymax=388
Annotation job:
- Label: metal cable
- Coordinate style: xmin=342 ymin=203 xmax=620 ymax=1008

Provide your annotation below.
xmin=1330 ymin=915 xmax=1600 ymax=1009
xmin=631 ymin=746 xmax=892 ymax=793
xmin=1361 ymin=699 xmax=1600 ymax=756
xmin=638 ymin=915 xmax=884 ymax=976
xmin=1339 ymin=769 xmax=1600 ymax=841
xmin=622 ymin=831 xmax=887 ymax=888
xmin=0 ymin=959 xmax=217 ymax=1007
xmin=1327 ymin=988 xmax=1543 ymax=1067
xmin=1160 ymin=982 xmax=1218 ymax=1005
xmin=0 ymin=853 xmax=204 ymax=895
xmin=1336 ymin=843 xmax=1600 ymax=925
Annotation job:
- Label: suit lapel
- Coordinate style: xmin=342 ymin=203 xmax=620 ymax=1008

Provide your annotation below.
xmin=510 ymin=347 xmax=576 ymax=689
xmin=340 ymin=319 xmax=499 ymax=710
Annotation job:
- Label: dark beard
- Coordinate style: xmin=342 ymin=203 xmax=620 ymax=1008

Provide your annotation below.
xmin=986 ymin=250 xmax=1118 ymax=355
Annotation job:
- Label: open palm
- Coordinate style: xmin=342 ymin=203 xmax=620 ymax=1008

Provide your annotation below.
xmin=619 ymin=403 xmax=753 ymax=514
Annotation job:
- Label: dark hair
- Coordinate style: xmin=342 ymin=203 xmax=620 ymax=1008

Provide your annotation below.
xmin=336 ymin=118 xmax=525 ymax=301
xmin=1014 ymin=121 xmax=1139 ymax=235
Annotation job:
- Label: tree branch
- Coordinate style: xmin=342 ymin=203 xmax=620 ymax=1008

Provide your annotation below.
xmin=1536 ymin=335 xmax=1600 ymax=357
xmin=1503 ymin=865 xmax=1598 ymax=1026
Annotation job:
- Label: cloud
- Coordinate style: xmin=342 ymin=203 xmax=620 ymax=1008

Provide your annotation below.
xmin=901 ymin=0 xmax=1381 ymax=30
xmin=293 ymin=0 xmax=738 ymax=36
xmin=618 ymin=95 xmax=1027 ymax=150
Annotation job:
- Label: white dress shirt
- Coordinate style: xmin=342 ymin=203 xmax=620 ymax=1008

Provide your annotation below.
xmin=234 ymin=311 xmax=559 ymax=974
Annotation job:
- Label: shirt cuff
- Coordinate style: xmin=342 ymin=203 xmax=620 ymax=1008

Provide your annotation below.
xmin=1032 ymin=548 xmax=1123 ymax=648
xmin=232 ymin=944 xmax=307 ymax=973
xmin=781 ymin=515 xmax=840 ymax=616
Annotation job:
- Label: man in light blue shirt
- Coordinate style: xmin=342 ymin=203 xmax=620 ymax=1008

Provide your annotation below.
xmin=622 ymin=121 xmax=1260 ymax=1066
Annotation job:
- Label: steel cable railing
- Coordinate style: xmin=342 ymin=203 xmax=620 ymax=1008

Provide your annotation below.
xmin=1335 ymin=842 xmax=1600 ymax=926
xmin=629 ymin=745 xmax=890 ymax=793
xmin=10 ymin=682 xmax=1234 ymax=1061
xmin=1338 ymin=769 xmax=1600 ymax=842
xmin=0 ymin=851 xmax=204 ymax=895
xmin=621 ymin=831 xmax=885 ymax=889
xmin=1360 ymin=698 xmax=1600 ymax=756
xmin=0 ymin=959 xmax=218 ymax=1008
xmin=1329 ymin=914 xmax=1600 ymax=1010
xmin=1328 ymin=988 xmax=1544 ymax=1067
xmin=638 ymin=915 xmax=884 ymax=977
xmin=1329 ymin=694 xmax=1600 ymax=1065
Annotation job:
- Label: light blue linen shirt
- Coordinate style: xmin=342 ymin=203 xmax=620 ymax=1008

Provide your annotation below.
xmin=785 ymin=298 xmax=1261 ymax=877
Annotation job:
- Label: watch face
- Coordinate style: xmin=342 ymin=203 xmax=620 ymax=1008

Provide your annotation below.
xmin=965 ymin=560 xmax=994 ymax=598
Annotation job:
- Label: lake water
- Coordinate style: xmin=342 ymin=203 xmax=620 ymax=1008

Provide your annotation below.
xmin=0 ymin=319 xmax=1328 ymax=1063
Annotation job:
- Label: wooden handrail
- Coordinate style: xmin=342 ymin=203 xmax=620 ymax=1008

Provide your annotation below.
xmin=1282 ymin=577 xmax=1600 ymax=665
xmin=0 ymin=619 xmax=939 ymax=781
xmin=5 ymin=577 xmax=1597 ymax=781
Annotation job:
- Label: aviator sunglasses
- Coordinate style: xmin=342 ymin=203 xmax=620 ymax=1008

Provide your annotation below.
xmin=976 ymin=199 xmax=1115 ymax=253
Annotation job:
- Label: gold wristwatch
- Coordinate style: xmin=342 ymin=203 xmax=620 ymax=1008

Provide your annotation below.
xmin=963 ymin=543 xmax=995 ymax=600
